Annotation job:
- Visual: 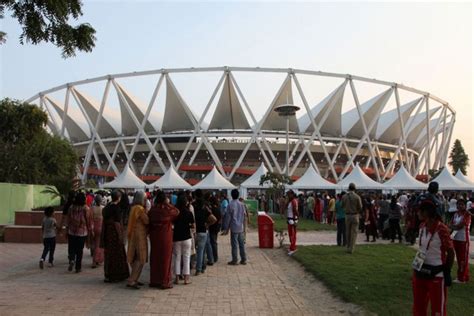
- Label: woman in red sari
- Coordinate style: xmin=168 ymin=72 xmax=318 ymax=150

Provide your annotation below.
xmin=149 ymin=191 xmax=179 ymax=289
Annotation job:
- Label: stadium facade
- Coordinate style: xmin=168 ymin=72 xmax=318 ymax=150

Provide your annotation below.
xmin=25 ymin=67 xmax=455 ymax=185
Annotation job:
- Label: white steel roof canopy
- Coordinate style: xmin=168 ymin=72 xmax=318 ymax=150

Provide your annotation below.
xmin=26 ymin=66 xmax=455 ymax=184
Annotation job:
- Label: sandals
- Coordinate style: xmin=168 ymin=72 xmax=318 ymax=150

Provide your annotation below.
xmin=126 ymin=283 xmax=140 ymax=289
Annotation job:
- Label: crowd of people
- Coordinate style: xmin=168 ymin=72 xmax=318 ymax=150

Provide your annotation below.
xmin=39 ymin=188 xmax=249 ymax=289
xmin=266 ymin=181 xmax=472 ymax=316
xmin=37 ymin=181 xmax=472 ymax=315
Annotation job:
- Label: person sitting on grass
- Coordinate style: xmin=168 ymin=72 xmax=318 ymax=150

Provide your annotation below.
xmin=412 ymin=195 xmax=454 ymax=316
xmin=39 ymin=207 xmax=56 ymax=269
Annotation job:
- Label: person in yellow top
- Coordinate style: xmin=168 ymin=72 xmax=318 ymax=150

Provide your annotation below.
xmin=127 ymin=191 xmax=149 ymax=289
xmin=328 ymin=195 xmax=336 ymax=225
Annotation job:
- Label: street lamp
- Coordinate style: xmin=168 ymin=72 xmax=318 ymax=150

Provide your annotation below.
xmin=274 ymin=103 xmax=300 ymax=177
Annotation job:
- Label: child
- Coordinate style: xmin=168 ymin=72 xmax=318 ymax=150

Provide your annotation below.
xmin=39 ymin=207 xmax=57 ymax=269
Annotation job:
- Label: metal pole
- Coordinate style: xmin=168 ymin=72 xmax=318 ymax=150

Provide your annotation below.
xmin=286 ymin=117 xmax=290 ymax=177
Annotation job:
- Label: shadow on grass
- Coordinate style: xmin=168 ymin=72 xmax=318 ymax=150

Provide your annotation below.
xmin=292 ymin=244 xmax=474 ymax=316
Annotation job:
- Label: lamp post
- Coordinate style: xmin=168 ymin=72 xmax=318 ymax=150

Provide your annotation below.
xmin=274 ymin=103 xmax=300 ymax=177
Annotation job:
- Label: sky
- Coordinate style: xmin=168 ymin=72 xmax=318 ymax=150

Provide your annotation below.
xmin=1 ymin=1 xmax=473 ymax=179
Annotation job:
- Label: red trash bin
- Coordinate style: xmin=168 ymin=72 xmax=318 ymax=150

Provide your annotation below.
xmin=257 ymin=212 xmax=274 ymax=248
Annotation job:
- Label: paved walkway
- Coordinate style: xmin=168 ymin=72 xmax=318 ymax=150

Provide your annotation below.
xmin=0 ymin=231 xmax=362 ymax=316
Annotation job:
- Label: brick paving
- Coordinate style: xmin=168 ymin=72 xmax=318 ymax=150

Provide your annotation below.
xmin=0 ymin=231 xmax=362 ymax=316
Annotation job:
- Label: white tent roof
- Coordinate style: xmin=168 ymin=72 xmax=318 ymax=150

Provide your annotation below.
xmin=240 ymin=163 xmax=271 ymax=189
xmin=147 ymin=167 xmax=192 ymax=190
xmin=103 ymin=165 xmax=147 ymax=189
xmin=193 ymin=166 xmax=236 ymax=190
xmin=431 ymin=167 xmax=471 ymax=191
xmin=455 ymin=170 xmax=474 ymax=190
xmin=338 ymin=164 xmax=384 ymax=190
xmin=290 ymin=165 xmax=338 ymax=190
xmin=382 ymin=165 xmax=427 ymax=191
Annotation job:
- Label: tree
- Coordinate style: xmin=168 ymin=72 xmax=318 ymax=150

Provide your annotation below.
xmin=259 ymin=171 xmax=293 ymax=214
xmin=0 ymin=0 xmax=96 ymax=58
xmin=428 ymin=168 xmax=442 ymax=179
xmin=0 ymin=98 xmax=78 ymax=195
xmin=448 ymin=139 xmax=469 ymax=175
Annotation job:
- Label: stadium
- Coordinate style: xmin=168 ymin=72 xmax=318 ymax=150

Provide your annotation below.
xmin=25 ymin=66 xmax=455 ymax=185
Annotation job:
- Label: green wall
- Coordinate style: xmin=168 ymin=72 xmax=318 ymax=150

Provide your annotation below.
xmin=0 ymin=183 xmax=61 ymax=224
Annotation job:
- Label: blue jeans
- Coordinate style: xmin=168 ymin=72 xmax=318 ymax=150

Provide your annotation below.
xmin=230 ymin=232 xmax=246 ymax=263
xmin=205 ymin=232 xmax=214 ymax=265
xmin=195 ymin=232 xmax=207 ymax=272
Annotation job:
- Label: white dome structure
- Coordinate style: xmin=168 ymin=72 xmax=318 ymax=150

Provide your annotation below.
xmin=26 ymin=66 xmax=455 ymax=185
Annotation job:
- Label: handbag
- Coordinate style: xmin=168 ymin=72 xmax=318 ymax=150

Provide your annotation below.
xmin=414 ymin=264 xmax=444 ymax=280
xmin=206 ymin=213 xmax=218 ymax=226
xmin=205 ymin=205 xmax=218 ymax=226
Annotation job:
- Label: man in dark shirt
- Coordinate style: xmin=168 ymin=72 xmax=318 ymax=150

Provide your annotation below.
xmin=192 ymin=190 xmax=210 ymax=275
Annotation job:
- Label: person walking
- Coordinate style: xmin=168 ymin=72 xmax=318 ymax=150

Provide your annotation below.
xmin=342 ymin=183 xmax=363 ymax=254
xmin=364 ymin=196 xmax=378 ymax=242
xmin=102 ymin=190 xmax=130 ymax=283
xmin=172 ymin=193 xmax=195 ymax=285
xmin=149 ymin=191 xmax=179 ymax=289
xmin=412 ymin=195 xmax=454 ymax=316
xmin=66 ymin=192 xmax=93 ymax=273
xmin=450 ymin=198 xmax=471 ymax=283
xmin=389 ymin=196 xmax=403 ymax=243
xmin=306 ymin=193 xmax=315 ymax=220
xmin=327 ymin=195 xmax=336 ymax=225
xmin=39 ymin=207 xmax=56 ymax=269
xmin=208 ymin=195 xmax=221 ymax=262
xmin=222 ymin=189 xmax=247 ymax=264
xmin=285 ymin=190 xmax=299 ymax=256
xmin=126 ymin=191 xmax=149 ymax=289
xmin=193 ymin=189 xmax=212 ymax=275
xmin=91 ymin=194 xmax=104 ymax=268
xmin=335 ymin=193 xmax=346 ymax=247
xmin=377 ymin=194 xmax=390 ymax=239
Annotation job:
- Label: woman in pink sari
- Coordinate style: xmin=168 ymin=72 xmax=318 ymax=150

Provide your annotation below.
xmin=91 ymin=195 xmax=104 ymax=268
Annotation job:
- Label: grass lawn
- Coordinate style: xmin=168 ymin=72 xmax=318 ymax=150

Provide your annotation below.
xmin=248 ymin=212 xmax=336 ymax=232
xmin=293 ymin=244 xmax=474 ymax=315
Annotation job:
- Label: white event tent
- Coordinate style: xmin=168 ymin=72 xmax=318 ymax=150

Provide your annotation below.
xmin=290 ymin=165 xmax=338 ymax=190
xmin=102 ymin=165 xmax=147 ymax=189
xmin=338 ymin=164 xmax=384 ymax=190
xmin=431 ymin=167 xmax=470 ymax=191
xmin=454 ymin=170 xmax=474 ymax=191
xmin=382 ymin=165 xmax=427 ymax=191
xmin=240 ymin=163 xmax=271 ymax=189
xmin=193 ymin=166 xmax=236 ymax=190
xmin=147 ymin=167 xmax=192 ymax=190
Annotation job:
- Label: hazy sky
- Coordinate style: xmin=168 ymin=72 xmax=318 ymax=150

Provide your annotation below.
xmin=1 ymin=1 xmax=472 ymax=179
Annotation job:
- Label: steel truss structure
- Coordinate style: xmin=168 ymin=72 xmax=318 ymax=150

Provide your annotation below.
xmin=25 ymin=66 xmax=455 ymax=184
